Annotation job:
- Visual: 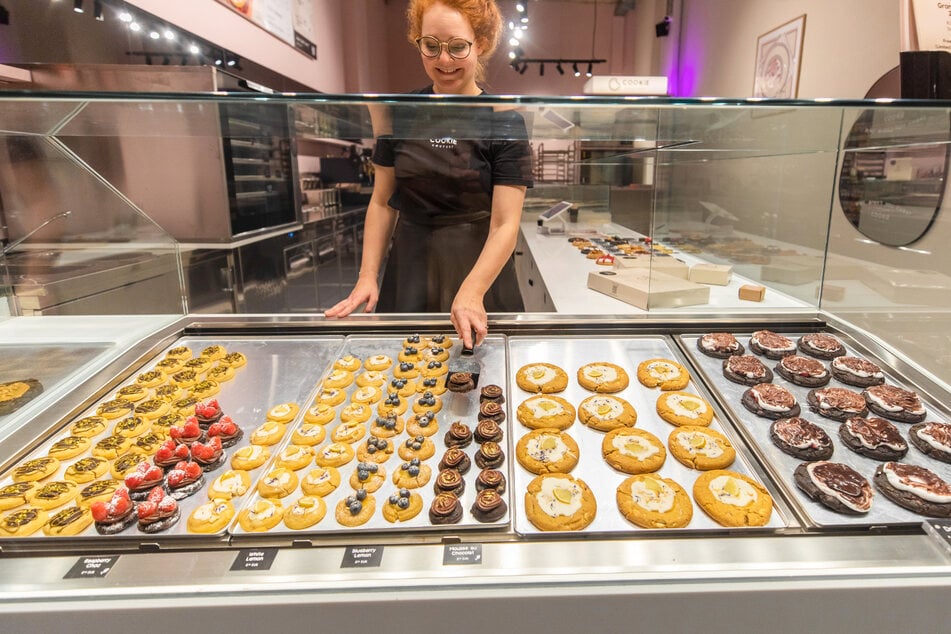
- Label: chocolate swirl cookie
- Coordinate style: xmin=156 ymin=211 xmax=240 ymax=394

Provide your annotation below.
xmin=433 ymin=468 xmax=466 ymax=497
xmin=478 ymin=401 xmax=506 ymax=424
xmin=797 ymin=333 xmax=846 ymax=360
xmin=769 ymin=417 xmax=833 ymax=460
xmin=830 ymin=356 xmax=885 ymax=388
xmin=443 ymin=421 xmax=473 ymax=448
xmin=475 ymin=441 xmax=505 ymax=468
xmin=794 ymin=461 xmax=872 ymax=515
xmin=723 ymin=355 xmax=773 ymax=386
xmin=839 ymin=416 xmax=908 ymax=461
xmin=429 ymin=492 xmax=463 ymax=524
xmin=774 ymin=355 xmax=830 ymax=388
xmin=741 ymin=383 xmax=800 ymax=419
xmin=474 ymin=419 xmax=503 ymax=444
xmin=807 ymin=387 xmax=868 ymax=421
xmin=480 ymin=384 xmax=505 ymax=404
xmin=874 ymin=462 xmax=951 ymax=517
xmin=475 ymin=468 xmax=507 ymax=493
xmin=749 ymin=330 xmax=796 ymax=359
xmin=909 ymin=422 xmax=951 ymax=463
xmin=471 ymin=489 xmax=507 ymax=522
xmin=697 ymin=332 xmax=744 ymax=358
xmin=864 ymin=384 xmax=926 ymax=423
xmin=438 ymin=448 xmax=471 ymax=474
xmin=447 ymin=372 xmax=475 ymax=393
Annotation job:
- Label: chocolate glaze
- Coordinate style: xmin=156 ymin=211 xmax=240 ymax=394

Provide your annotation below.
xmin=429 ymin=492 xmax=463 ymax=524
xmin=443 ymin=421 xmax=473 ymax=448
xmin=800 ymin=333 xmax=844 ymax=354
xmin=809 ymin=462 xmax=872 ymax=510
xmin=438 ymin=448 xmax=471 ymax=474
xmin=475 ymin=441 xmax=505 ymax=468
xmin=813 ymin=387 xmax=866 ymax=411
xmin=726 ymin=355 xmax=768 ymax=377
xmin=480 ymin=384 xmax=505 ymax=404
xmin=780 ymin=355 xmax=828 ymax=377
xmin=916 ymin=422 xmax=951 ymax=450
xmin=833 ymin=356 xmax=883 ymax=376
xmin=773 ymin=417 xmax=831 ymax=450
xmin=434 ymin=468 xmax=465 ymax=496
xmin=475 ymin=468 xmax=507 ymax=493
xmin=751 ymin=330 xmax=795 ymax=352
xmin=884 ymin=462 xmax=951 ymax=496
xmin=478 ymin=401 xmax=506 ymax=423
xmin=750 ymin=383 xmax=797 ymax=408
xmin=843 ymin=416 xmax=906 ymax=449
xmin=474 ymin=419 xmax=503 ymax=444
xmin=471 ymin=489 xmax=507 ymax=522
xmin=865 ymin=385 xmax=923 ymax=412
xmin=700 ymin=332 xmax=741 ymax=353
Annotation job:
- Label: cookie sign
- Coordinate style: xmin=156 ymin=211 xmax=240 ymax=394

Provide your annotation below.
xmin=64 ymin=555 xmax=119 ymax=579
xmin=341 ymin=545 xmax=384 ymax=568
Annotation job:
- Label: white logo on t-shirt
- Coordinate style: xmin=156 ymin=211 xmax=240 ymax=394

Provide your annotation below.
xmin=430 ymin=136 xmax=457 ymax=149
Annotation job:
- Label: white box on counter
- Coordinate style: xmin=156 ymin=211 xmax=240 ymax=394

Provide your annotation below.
xmin=587 ymin=268 xmax=710 ymax=309
xmin=688 ymin=263 xmax=733 ymax=286
xmin=613 ymin=254 xmax=689 ymax=279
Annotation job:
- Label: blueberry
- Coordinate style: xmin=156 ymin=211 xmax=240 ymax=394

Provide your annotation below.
xmin=356 ymin=488 xmax=367 ymax=501
xmin=400 ymin=488 xmax=410 ymax=497
xmin=389 ymin=495 xmax=399 ymax=504
xmin=349 ymin=500 xmax=362 ymax=514
xmin=368 ymin=463 xmax=379 ymax=473
xmin=397 ymin=498 xmax=410 ymax=509
xmin=367 ymin=445 xmax=377 ymax=454
xmin=346 ymin=496 xmax=356 ymax=504
xmin=415 ymin=436 xmax=424 ymax=443
xmin=411 ymin=457 xmax=420 ymax=466
xmin=358 ymin=470 xmax=369 ymax=480
xmin=405 ymin=346 xmax=417 ymax=355
xmin=401 ymin=462 xmax=410 ymax=471
xmin=400 ymin=362 xmax=413 ymax=371
xmin=408 ymin=466 xmax=420 ymax=476
xmin=412 ymin=442 xmax=422 ymax=450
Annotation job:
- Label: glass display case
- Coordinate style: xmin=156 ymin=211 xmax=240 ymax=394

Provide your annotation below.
xmin=0 ymin=92 xmax=950 ymax=631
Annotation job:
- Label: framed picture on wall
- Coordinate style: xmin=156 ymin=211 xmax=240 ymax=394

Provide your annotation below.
xmin=753 ymin=15 xmax=806 ymax=98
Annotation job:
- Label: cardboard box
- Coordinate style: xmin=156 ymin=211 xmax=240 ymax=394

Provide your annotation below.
xmin=688 ymin=263 xmax=733 ymax=286
xmin=863 ymin=268 xmax=951 ymax=306
xmin=761 ymin=255 xmax=823 ymax=285
xmin=588 ymin=269 xmax=710 ymax=309
xmin=613 ymin=254 xmax=689 ymax=279
xmin=738 ymin=284 xmax=766 ymax=302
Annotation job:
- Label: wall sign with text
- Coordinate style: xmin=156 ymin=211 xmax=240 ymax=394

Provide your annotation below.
xmin=217 ymin=0 xmax=317 ymax=59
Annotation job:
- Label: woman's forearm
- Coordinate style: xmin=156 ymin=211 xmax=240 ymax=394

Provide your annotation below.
xmin=458 ymin=184 xmax=526 ymax=296
xmin=358 ymin=166 xmax=398 ymax=280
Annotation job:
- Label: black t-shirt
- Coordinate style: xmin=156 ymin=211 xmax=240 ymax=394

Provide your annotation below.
xmin=372 ymin=87 xmax=533 ymax=226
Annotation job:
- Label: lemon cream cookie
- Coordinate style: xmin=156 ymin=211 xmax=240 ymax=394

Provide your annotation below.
xmin=284 ymin=496 xmax=327 ymax=529
xmin=291 ymin=423 xmax=327 ymax=446
xmin=315 ymin=387 xmax=346 ymax=408
xmin=314 ymin=442 xmax=355 ymax=468
xmin=238 ymin=498 xmax=284 ymax=532
xmin=516 ymin=395 xmax=576 ymax=430
xmin=303 ymin=403 xmax=335 ymax=426
xmin=351 ymin=385 xmax=383 ymax=405
xmin=516 ymin=428 xmax=580 ymax=474
xmin=208 ymin=469 xmax=251 ymax=500
xmin=323 ymin=369 xmax=354 ymax=390
xmin=187 ymin=498 xmax=235 ymax=534
xmin=333 ymin=355 xmax=362 ymax=372
xmin=230 ymin=445 xmax=270 ymax=470
xmin=275 ymin=444 xmax=315 ymax=471
xmin=301 ymin=466 xmax=341 ymax=497
xmin=601 ymin=428 xmax=666 ymax=474
xmin=616 ymin=473 xmax=692 ymax=529
xmin=636 ymin=358 xmax=690 ymax=391
xmin=668 ymin=426 xmax=736 ymax=470
xmin=515 ymin=363 xmax=569 ymax=393
xmin=577 ymin=394 xmax=637 ymax=431
xmin=339 ymin=403 xmax=372 ymax=424
xmin=577 ymin=362 xmax=630 ymax=393
xmin=249 ymin=421 xmax=286 ymax=446
xmin=257 ymin=467 xmax=299 ymax=498
xmin=355 ymin=371 xmax=387 ymax=388
xmin=363 ymin=354 xmax=393 ymax=372
xmin=694 ymin=470 xmax=773 ymax=527
xmin=524 ymin=473 xmax=596 ymax=531
xmin=656 ymin=391 xmax=714 ymax=427
xmin=266 ymin=402 xmax=300 ymax=423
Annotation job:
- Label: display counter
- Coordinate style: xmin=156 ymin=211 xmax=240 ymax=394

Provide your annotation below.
xmin=1 ymin=93 xmax=951 ymax=631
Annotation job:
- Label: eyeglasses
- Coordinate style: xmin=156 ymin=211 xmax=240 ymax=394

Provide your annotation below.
xmin=415 ymin=36 xmax=473 ymax=60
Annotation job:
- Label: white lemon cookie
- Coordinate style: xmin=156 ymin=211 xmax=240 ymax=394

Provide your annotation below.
xmin=656 ymin=391 xmax=714 ymax=427
xmin=516 ymin=394 xmax=576 ymax=430
xmin=187 ymin=499 xmax=235 ymax=534
xmin=577 ymin=362 xmax=630 ymax=393
xmin=208 ymin=469 xmax=251 ymax=500
xmin=301 ymin=466 xmax=341 ymax=497
xmin=616 ymin=473 xmax=692 ymax=528
xmin=524 ymin=473 xmax=596 ymax=531
xmin=577 ymin=394 xmax=637 ymax=431
xmin=266 ymin=402 xmax=300 ymax=423
xmin=284 ymin=495 xmax=327 ymax=530
xmin=515 ymin=363 xmax=569 ymax=393
xmin=323 ymin=369 xmax=354 ymax=389
xmin=238 ymin=498 xmax=283 ymax=532
xmin=694 ymin=470 xmax=773 ymax=527
xmin=668 ymin=425 xmax=736 ymax=470
xmin=516 ymin=428 xmax=580 ymax=474
xmin=601 ymin=428 xmax=666 ymax=474
xmin=333 ymin=355 xmax=362 ymax=372
xmin=636 ymin=358 xmax=690 ymax=391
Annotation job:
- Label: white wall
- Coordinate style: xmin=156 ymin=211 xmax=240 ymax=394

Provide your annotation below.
xmin=678 ymin=0 xmax=900 ymax=98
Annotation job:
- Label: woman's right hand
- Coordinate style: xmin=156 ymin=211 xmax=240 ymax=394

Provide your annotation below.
xmin=324 ymin=275 xmax=379 ymax=318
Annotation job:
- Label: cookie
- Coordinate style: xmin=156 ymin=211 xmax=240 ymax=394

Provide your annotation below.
xmin=477 ymin=401 xmax=505 ymax=424
xmin=349 ymin=462 xmax=386 ymax=492
xmin=351 ymin=385 xmax=383 ymax=405
xmin=838 ymin=416 xmax=908 ymax=461
xmin=516 ymin=395 xmax=576 ymax=430
xmin=797 ymin=333 xmax=846 ymax=360
xmin=774 ymin=355 xmax=831 ymax=388
xmin=238 ymin=498 xmax=284 ymax=532
xmin=393 ymin=361 xmax=420 ymax=380
xmin=419 ymin=360 xmax=448 ymax=378
xmin=656 ymin=391 xmax=714 ymax=427
xmin=470 ymin=489 xmax=507 ymax=522
xmin=433 ymin=468 xmax=466 ymax=497
xmin=668 ymin=426 xmax=736 ymax=470
xmin=406 ymin=412 xmax=439 ymax=437
xmin=336 ymin=490 xmax=375 ymax=526
xmin=392 ymin=461 xmax=431 ymax=489
xmin=44 ymin=506 xmax=94 ymax=536
xmin=697 ymin=332 xmax=745 ymax=358
xmin=577 ymin=395 xmax=637 ymax=431
xmin=830 ymin=356 xmax=885 ymax=388
xmin=475 ymin=441 xmax=505 ymax=469
xmin=230 ymin=445 xmax=270 ymax=470
xmin=208 ymin=469 xmax=251 ymax=500
xmin=516 ymin=363 xmax=569 ymax=393
xmin=398 ymin=435 xmax=436 ymax=461
xmin=444 ymin=421 xmax=473 ymax=449
xmin=292 ymin=423 xmax=327 ymax=446
xmin=333 ymin=355 xmax=362 ymax=372
xmin=516 ymin=429 xmax=579 ymax=474
xmin=636 ymin=359 xmax=690 ymax=390
xmin=69 ymin=416 xmax=107 ymax=438
xmin=301 ymin=466 xmax=341 ymax=497
xmin=314 ymin=442 xmax=355 ymax=468
xmin=411 ymin=391 xmax=442 ymax=415
xmin=0 ymin=507 xmax=48 ymax=536
xmin=874 ymin=462 xmax=951 ymax=517
xmin=429 ymin=492 xmax=463 ymax=524
xmin=577 ymin=362 xmax=629 ymax=393
xmin=47 ymin=436 xmax=91 ymax=460
xmin=474 ymin=419 xmax=504 ymax=444
xmin=30 ymin=480 xmax=80 ymax=510
xmin=693 ymin=470 xmax=773 ymax=527
xmin=339 ymin=403 xmax=372 ymax=425
xmin=748 ymin=330 xmax=796 ymax=359
xmin=601 ymin=427 xmax=666 ymax=474
xmin=363 ymin=355 xmax=393 ymax=372
xmin=382 ymin=489 xmax=423 ymax=523
xmin=276 ymin=444 xmax=315 ymax=471
xmin=741 ymin=384 xmax=800 ymax=420
xmin=0 ymin=482 xmax=37 ymax=511
xmin=377 ymin=393 xmax=408 ymax=418
xmin=249 ymin=421 xmax=286 ymax=446
xmin=524 ymin=473 xmax=596 ymax=531
xmin=807 ymin=387 xmax=867 ymax=421
xmin=315 ymin=388 xmax=346 ymax=408
xmin=355 ymin=370 xmax=387 ymax=388
xmin=616 ymin=473 xmax=692 ymax=528
xmin=416 ymin=376 xmax=447 ymax=395
xmin=283 ymin=496 xmax=327 ymax=529
xmin=331 ymin=420 xmax=367 ymax=443
xmin=439 ymin=448 xmax=471 ymax=474
xmin=794 ymin=461 xmax=872 ymax=515
xmin=188 ymin=499 xmax=236 ymax=534
xmin=864 ymin=384 xmax=926 ymax=423
xmin=323 ymin=369 xmax=354 ymax=389
xmin=769 ymin=417 xmax=833 ymax=460
xmin=722 ymin=355 xmax=773 ymax=386
xmin=63 ymin=457 xmax=108 ymax=483
xmin=356 ymin=436 xmax=394 ymax=464
xmin=909 ymin=422 xmax=951 ymax=463
xmin=13 ymin=457 xmax=59 ymax=483
xmin=475 ymin=468 xmax=506 ymax=493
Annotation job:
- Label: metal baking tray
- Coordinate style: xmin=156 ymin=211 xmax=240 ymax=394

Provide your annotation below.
xmin=230 ymin=333 xmax=512 ymax=540
xmin=0 ymin=335 xmax=345 ymax=549
xmin=508 ymin=336 xmax=791 ymax=537
xmin=678 ymin=331 xmax=951 ymax=529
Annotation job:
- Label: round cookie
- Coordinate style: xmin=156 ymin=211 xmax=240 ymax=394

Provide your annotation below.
xmin=303 ymin=403 xmax=335 ymax=426
xmin=339 ymin=403 xmax=372 ymax=424
xmin=64 ymin=457 xmax=109 ymax=483
xmin=275 ymin=445 xmax=315 ymax=471
xmin=199 ymin=344 xmax=227 ymax=361
xmin=516 ymin=363 xmax=569 ymax=394
xmin=381 ymin=489 xmax=424 ymax=523
xmin=697 ymin=332 xmax=745 ymax=358
xmin=363 ymin=354 xmax=393 ymax=371
xmin=774 ymin=355 xmax=831 ymax=388
xmin=135 ymin=369 xmax=165 ymax=389
xmin=393 ymin=361 xmax=420 ymax=380
xmin=577 ymin=362 xmax=630 ymax=393
xmin=44 ymin=506 xmax=94 ymax=536
xmin=807 ymin=387 xmax=867 ymax=421
xmin=830 ymin=356 xmax=885 ymax=388
xmin=284 ymin=496 xmax=327 ymax=530
xmin=249 ymin=421 xmax=286 ymax=446
xmin=315 ymin=388 xmax=346 ymax=408
xmin=748 ymin=330 xmax=796 ymax=359
xmin=864 ymin=384 xmax=927 ymax=423
xmin=77 ymin=479 xmax=123 ymax=509
xmin=96 ymin=399 xmax=134 ymax=420
xmin=267 ymin=402 xmax=300 ymax=423
xmin=230 ymin=445 xmax=270 ymax=470
xmin=69 ymin=416 xmax=107 ymax=438
xmin=411 ymin=392 xmax=443 ymax=415
xmin=616 ymin=473 xmax=692 ymax=528
xmin=723 ymin=354 xmax=774 ymax=386
xmin=292 ymin=423 xmax=327 ymax=446
xmin=524 ymin=473 xmax=597 ymax=531
xmin=47 ymin=436 xmax=91 ymax=460
xmin=323 ymin=369 xmax=355 ymax=390
xmin=115 ymin=384 xmax=149 ymax=403
xmin=838 ymin=416 xmax=908 ymax=461
xmin=335 ymin=491 xmax=376 ymax=526
xmin=392 ymin=461 xmax=432 ymax=489
xmin=238 ymin=498 xmax=284 ymax=532
xmin=355 ymin=370 xmax=387 ymax=388
xmin=13 ymin=457 xmax=59 ymax=483
xmin=406 ymin=412 xmax=439 ymax=438
xmin=333 ymin=355 xmax=362 ymax=372
xmin=351 ymin=385 xmax=383 ymax=405
xmin=656 ymin=392 xmax=714 ymax=427
xmin=0 ymin=507 xmax=49 ymax=536
xmin=794 ymin=461 xmax=873 ymax=515
xmin=207 ymin=365 xmax=236 ymax=384
xmin=798 ymin=333 xmax=846 ymax=360
xmin=187 ymin=499 xmax=236 ymax=534
xmin=769 ymin=417 xmax=834 ymax=461
xmin=693 ymin=470 xmax=773 ymax=527
xmin=398 ymin=435 xmax=436 ymax=461
xmin=0 ymin=482 xmax=37 ymax=511
xmin=314 ymin=442 xmax=355 ymax=468
xmin=164 ymin=345 xmax=192 ymax=360
xmin=331 ymin=420 xmax=367 ymax=444
xmin=909 ymin=422 xmax=951 ymax=464
xmin=668 ymin=426 xmax=736 ymax=470
xmin=874 ymin=462 xmax=951 ymax=517
xmin=30 ymin=480 xmax=80 ymax=510
xmin=516 ymin=428 xmax=580 ymax=474
xmin=208 ymin=469 xmax=251 ymax=500
xmin=419 ymin=360 xmax=448 ymax=378
xmin=743 ymin=384 xmax=801 ymax=420
xmin=416 ymin=377 xmax=447 ymax=395
xmin=516 ymin=395 xmax=576 ymax=430
xmin=301 ymin=466 xmax=341 ymax=497
xmin=636 ymin=358 xmax=690 ymax=390
xmin=577 ymin=394 xmax=637 ymax=431
xmin=370 ymin=414 xmax=405 ymax=438
xmin=601 ymin=428 xmax=666 ymax=474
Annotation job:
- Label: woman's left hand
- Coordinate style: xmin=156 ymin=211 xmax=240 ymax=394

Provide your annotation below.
xmin=451 ymin=290 xmax=487 ymax=349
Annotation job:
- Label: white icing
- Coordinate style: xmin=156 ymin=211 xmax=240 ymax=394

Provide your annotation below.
xmin=867 ymin=392 xmax=924 ymax=415
xmin=269 ymin=404 xmax=293 ymax=418
xmin=281 ymin=447 xmax=308 ymax=461
xmin=537 ymin=478 xmax=582 ymax=517
xmin=214 ymin=472 xmax=247 ymax=495
xmin=752 ymin=390 xmax=794 ymax=413
xmin=297 ymin=426 xmax=323 ymax=438
xmin=582 ymin=396 xmax=624 ymax=420
xmin=249 ymin=502 xmax=278 ymax=521
xmin=368 ymin=355 xmax=390 ymax=366
xmin=318 ymin=389 xmax=342 ymax=403
xmin=629 ymin=478 xmax=675 ymax=512
xmin=353 ymin=387 xmax=378 ymax=401
xmin=527 ymin=435 xmax=569 ymax=462
xmin=523 ymin=365 xmax=557 ymax=385
xmin=525 ymin=396 xmax=565 ymax=418
xmin=832 ymin=357 xmax=883 ymax=379
xmin=236 ymin=445 xmax=265 ymax=460
xmin=665 ymin=394 xmax=708 ymax=418
xmin=321 ymin=444 xmax=347 ymax=459
xmin=192 ymin=504 xmax=215 ymax=522
xmin=709 ymin=475 xmax=757 ymax=507
xmin=884 ymin=465 xmax=951 ymax=503
xmin=805 ymin=463 xmax=869 ymax=513
xmin=328 ymin=370 xmax=349 ymax=383
xmin=676 ymin=431 xmax=724 ymax=457
xmin=751 ymin=333 xmax=794 ymax=352
xmin=917 ymin=427 xmax=951 ymax=452
xmin=583 ymin=364 xmax=618 ymax=383
xmin=305 ymin=469 xmax=332 ymax=485
xmin=647 ymin=361 xmax=680 ymax=380
xmin=265 ymin=470 xmax=293 ymax=486
xmin=612 ymin=434 xmax=660 ymax=460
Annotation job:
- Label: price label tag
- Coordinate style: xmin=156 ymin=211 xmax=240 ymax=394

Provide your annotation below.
xmin=64 ymin=555 xmax=118 ymax=579
xmin=230 ymin=548 xmax=279 ymax=571
xmin=341 ymin=545 xmax=384 ymax=568
xmin=923 ymin=520 xmax=951 ymax=556
xmin=443 ymin=543 xmax=482 ymax=565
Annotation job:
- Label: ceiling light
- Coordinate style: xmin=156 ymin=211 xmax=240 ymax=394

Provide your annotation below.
xmin=188 ymin=44 xmax=200 ymax=55
xmin=227 ymin=57 xmax=237 ymax=67
xmin=573 ymin=63 xmax=580 ymax=77
xmin=508 ymin=50 xmax=516 ymax=60
xmin=557 ymin=62 xmax=564 ymax=75
xmin=164 ymin=29 xmax=175 ymax=40
xmin=214 ymin=58 xmax=223 ymax=66
xmin=73 ymin=0 xmax=83 ymax=14
xmin=586 ymin=62 xmax=593 ymax=77
xmin=129 ymin=21 xmax=140 ymax=32
xmin=119 ymin=11 xmax=132 ymax=22
xmin=516 ymin=3 xmax=524 ymax=11
xmin=149 ymin=30 xmax=160 ymax=40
